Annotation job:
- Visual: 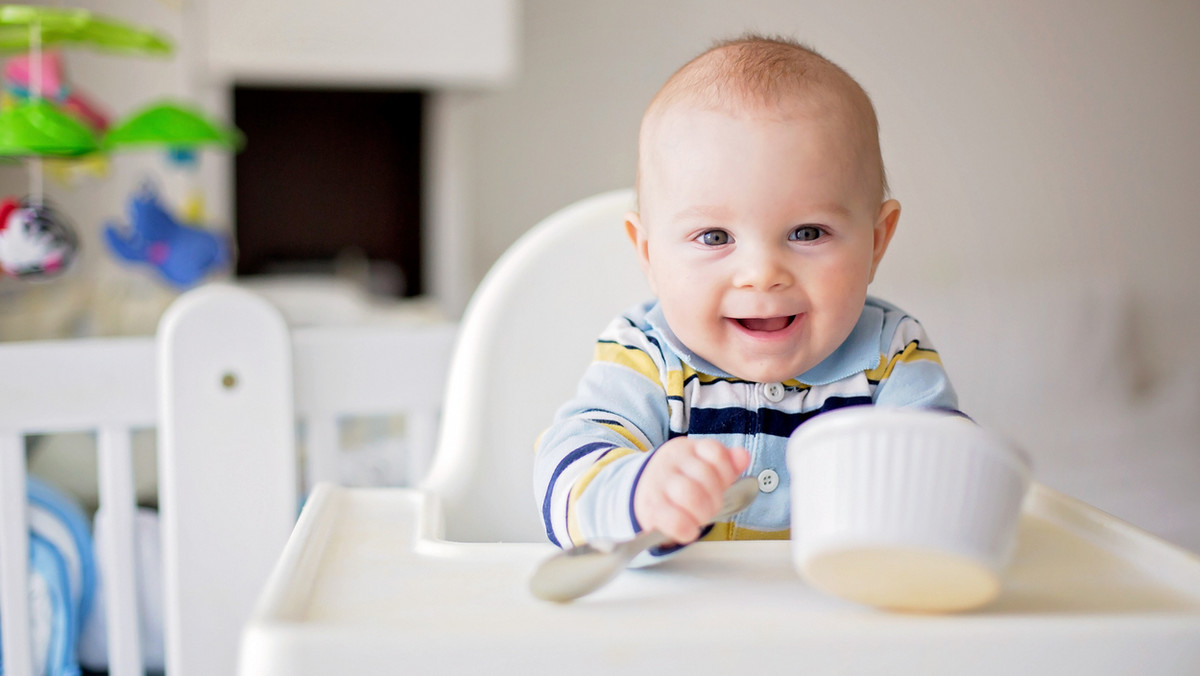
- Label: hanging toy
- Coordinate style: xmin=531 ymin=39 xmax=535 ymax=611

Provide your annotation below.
xmin=0 ymin=196 xmax=78 ymax=278
xmin=103 ymin=183 xmax=228 ymax=288
xmin=3 ymin=50 xmax=111 ymax=133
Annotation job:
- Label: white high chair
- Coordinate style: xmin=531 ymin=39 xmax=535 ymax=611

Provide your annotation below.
xmin=422 ymin=188 xmax=647 ymax=543
xmin=239 ymin=190 xmax=1200 ymax=676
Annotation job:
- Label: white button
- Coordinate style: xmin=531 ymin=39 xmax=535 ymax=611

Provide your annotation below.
xmin=757 ymin=469 xmax=779 ymax=493
xmin=763 ymin=382 xmax=786 ymax=402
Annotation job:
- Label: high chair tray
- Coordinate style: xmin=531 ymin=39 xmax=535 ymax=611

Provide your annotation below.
xmin=240 ymin=483 xmax=1200 ymax=675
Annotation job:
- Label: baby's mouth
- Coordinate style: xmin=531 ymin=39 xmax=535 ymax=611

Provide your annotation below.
xmin=735 ymin=316 xmax=796 ymax=332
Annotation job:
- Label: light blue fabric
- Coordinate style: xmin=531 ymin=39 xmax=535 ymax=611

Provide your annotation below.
xmin=0 ymin=477 xmax=95 ymax=676
xmin=536 ymin=296 xmax=959 ymax=563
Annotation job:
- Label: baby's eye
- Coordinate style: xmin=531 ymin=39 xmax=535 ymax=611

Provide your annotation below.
xmin=699 ymin=229 xmax=730 ymax=246
xmin=789 ymin=225 xmax=824 ymax=242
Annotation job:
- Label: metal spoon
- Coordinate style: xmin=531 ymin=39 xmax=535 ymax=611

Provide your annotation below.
xmin=530 ymin=476 xmax=760 ymax=603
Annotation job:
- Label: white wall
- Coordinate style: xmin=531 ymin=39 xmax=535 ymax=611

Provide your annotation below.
xmin=3 ymin=0 xmax=1198 ymax=385
xmin=465 ymin=0 xmax=1200 ymax=384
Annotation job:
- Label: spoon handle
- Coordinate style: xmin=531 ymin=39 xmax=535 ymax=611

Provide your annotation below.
xmin=612 ymin=527 xmax=671 ymax=561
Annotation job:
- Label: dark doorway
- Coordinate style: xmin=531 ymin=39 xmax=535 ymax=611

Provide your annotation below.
xmin=232 ymin=86 xmax=424 ymax=297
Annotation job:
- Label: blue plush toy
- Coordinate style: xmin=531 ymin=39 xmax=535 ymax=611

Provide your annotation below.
xmin=104 ymin=183 xmax=229 ymax=288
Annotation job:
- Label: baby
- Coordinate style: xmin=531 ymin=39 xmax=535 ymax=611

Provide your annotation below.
xmin=534 ymin=35 xmax=957 ymax=561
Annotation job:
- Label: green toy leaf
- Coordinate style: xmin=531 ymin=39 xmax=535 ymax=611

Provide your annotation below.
xmin=0 ymin=5 xmax=172 ymax=56
xmin=0 ymin=99 xmax=99 ymax=157
xmin=104 ymin=101 xmax=244 ymax=151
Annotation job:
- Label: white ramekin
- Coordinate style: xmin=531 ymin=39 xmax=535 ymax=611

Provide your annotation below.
xmin=787 ymin=406 xmax=1032 ymax=612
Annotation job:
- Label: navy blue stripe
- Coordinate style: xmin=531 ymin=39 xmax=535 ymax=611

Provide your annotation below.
xmin=689 ymin=407 xmax=756 ymax=435
xmin=542 ymin=441 xmax=616 ymax=548
xmin=761 ymin=396 xmax=873 ymax=436
xmin=865 ymin=340 xmax=938 ymax=384
xmin=690 ymin=396 xmax=874 ymax=438
xmin=628 ymin=447 xmax=658 ymax=533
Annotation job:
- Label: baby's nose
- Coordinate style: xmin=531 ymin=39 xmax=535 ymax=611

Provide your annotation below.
xmin=733 ymin=247 xmax=793 ymax=289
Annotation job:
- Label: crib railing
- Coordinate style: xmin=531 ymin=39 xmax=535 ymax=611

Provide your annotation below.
xmin=0 ymin=284 xmax=456 ymax=676
xmin=1 ymin=336 xmax=156 ymax=676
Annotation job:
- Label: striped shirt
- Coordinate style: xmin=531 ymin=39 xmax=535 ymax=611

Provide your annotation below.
xmin=534 ymin=296 xmax=957 ymax=561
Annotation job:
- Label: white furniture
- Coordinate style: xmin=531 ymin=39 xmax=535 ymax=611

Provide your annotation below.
xmin=241 ymin=483 xmax=1200 ymax=675
xmin=193 ymin=0 xmax=521 ymax=317
xmin=422 ymin=189 xmax=650 ymax=543
xmin=241 ymin=190 xmax=1200 ymax=674
xmin=0 ymin=285 xmax=456 ymax=676
xmin=5 ymin=189 xmax=1196 ymax=675
xmin=201 ymin=0 xmax=518 ymax=87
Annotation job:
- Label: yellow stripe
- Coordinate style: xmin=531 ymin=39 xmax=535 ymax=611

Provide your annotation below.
xmin=673 ymin=366 xmax=810 ymax=394
xmin=864 ymin=341 xmax=942 ymax=381
xmin=598 ymin=422 xmax=648 ymax=452
xmin=595 ymin=342 xmax=660 ymax=385
xmin=703 ymin=522 xmax=791 ymax=541
xmin=565 ymin=447 xmax=640 ymax=545
xmin=693 ymin=371 xmax=737 ymax=384
xmin=667 ymin=366 xmax=686 ymax=398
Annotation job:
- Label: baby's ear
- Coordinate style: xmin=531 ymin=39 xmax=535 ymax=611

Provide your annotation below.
xmin=869 ymin=199 xmax=901 ymax=283
xmin=624 ymin=211 xmax=656 ymax=292
xmin=623 ymin=211 xmax=642 ymax=247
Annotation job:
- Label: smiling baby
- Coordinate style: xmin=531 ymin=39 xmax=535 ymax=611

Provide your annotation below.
xmin=534 ymin=34 xmax=958 ymax=562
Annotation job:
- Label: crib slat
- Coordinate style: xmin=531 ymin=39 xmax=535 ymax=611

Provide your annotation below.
xmin=304 ymin=416 xmax=340 ymax=490
xmin=405 ymin=409 xmax=439 ymax=486
xmin=97 ymin=426 xmax=145 ymax=676
xmin=292 ymin=323 xmax=456 ymax=489
xmin=0 ymin=432 xmax=33 ymax=676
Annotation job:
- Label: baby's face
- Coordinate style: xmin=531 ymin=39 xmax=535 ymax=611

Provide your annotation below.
xmin=629 ymin=102 xmax=897 ymax=383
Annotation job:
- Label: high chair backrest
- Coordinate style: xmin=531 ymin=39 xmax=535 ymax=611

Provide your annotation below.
xmin=423 ymin=189 xmax=649 ymax=543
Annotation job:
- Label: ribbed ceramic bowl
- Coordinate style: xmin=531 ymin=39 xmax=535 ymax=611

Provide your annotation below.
xmin=787 ymin=407 xmax=1032 ymax=613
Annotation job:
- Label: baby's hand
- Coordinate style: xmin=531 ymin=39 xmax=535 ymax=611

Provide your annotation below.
xmin=633 ymin=438 xmax=751 ymax=545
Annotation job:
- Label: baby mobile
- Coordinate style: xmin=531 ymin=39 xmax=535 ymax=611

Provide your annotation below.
xmin=0 ymin=4 xmax=242 ymax=288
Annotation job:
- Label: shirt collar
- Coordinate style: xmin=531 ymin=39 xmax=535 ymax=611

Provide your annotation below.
xmin=645 ymin=300 xmax=884 ymax=385
xmin=645 ymin=302 xmax=732 ymax=377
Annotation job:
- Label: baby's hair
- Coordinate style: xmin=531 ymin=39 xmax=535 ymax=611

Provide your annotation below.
xmin=638 ymin=33 xmax=889 ymax=201
xmin=657 ymin=34 xmax=842 ymax=110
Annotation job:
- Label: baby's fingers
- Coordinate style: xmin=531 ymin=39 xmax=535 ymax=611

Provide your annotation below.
xmin=653 ymin=477 xmax=713 ymax=543
xmin=665 ymin=472 xmax=724 ymax=526
xmin=691 ymin=439 xmax=751 ymax=486
xmin=653 ymin=502 xmax=704 ymax=544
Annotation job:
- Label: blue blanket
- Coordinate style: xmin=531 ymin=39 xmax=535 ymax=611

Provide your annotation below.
xmin=0 ymin=477 xmax=96 ymax=676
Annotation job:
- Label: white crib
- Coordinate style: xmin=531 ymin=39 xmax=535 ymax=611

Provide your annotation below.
xmin=0 ymin=284 xmax=457 ymax=676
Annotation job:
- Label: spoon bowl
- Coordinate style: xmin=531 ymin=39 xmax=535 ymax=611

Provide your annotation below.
xmin=530 ymin=476 xmax=760 ymax=603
